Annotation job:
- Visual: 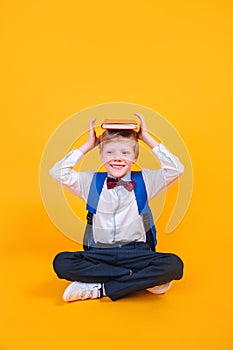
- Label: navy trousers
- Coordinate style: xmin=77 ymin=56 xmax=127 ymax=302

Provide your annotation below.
xmin=53 ymin=242 xmax=183 ymax=301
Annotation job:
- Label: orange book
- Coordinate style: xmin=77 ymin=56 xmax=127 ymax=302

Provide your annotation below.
xmin=101 ymin=119 xmax=137 ymax=130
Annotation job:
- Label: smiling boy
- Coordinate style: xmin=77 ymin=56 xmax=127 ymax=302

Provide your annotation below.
xmin=50 ymin=114 xmax=184 ymax=301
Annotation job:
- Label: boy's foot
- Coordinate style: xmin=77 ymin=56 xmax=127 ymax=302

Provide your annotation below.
xmin=63 ymin=281 xmax=102 ymax=302
xmin=146 ymin=281 xmax=173 ymax=295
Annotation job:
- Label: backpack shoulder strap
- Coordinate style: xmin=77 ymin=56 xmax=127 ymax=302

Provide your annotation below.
xmin=83 ymin=172 xmax=107 ymax=250
xmin=131 ymin=171 xmax=148 ymax=214
xmin=132 ymin=171 xmax=157 ymax=251
xmin=86 ymin=172 xmax=107 ymax=213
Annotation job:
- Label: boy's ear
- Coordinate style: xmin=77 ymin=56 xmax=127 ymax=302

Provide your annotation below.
xmin=99 ymin=147 xmax=104 ymax=162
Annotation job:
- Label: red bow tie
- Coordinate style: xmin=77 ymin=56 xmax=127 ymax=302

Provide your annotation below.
xmin=106 ymin=177 xmax=135 ymax=192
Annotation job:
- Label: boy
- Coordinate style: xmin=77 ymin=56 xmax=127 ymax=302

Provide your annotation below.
xmin=50 ymin=113 xmax=184 ymax=302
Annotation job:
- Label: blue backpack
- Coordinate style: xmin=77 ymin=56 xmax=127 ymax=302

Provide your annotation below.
xmin=83 ymin=171 xmax=157 ymax=251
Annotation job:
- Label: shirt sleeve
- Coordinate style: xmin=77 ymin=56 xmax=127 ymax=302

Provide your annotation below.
xmin=142 ymin=143 xmax=184 ymax=199
xmin=49 ymin=149 xmax=94 ymax=200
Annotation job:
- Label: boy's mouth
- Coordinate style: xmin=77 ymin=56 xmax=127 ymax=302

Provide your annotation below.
xmin=110 ymin=164 xmax=125 ymax=169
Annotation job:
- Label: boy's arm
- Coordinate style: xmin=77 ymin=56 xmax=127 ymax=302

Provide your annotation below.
xmin=49 ymin=119 xmax=99 ymax=198
xmin=135 ymin=113 xmax=184 ymax=197
xmin=49 ymin=149 xmax=84 ymax=185
xmin=78 ymin=118 xmax=100 ymax=155
xmin=135 ymin=113 xmax=160 ymax=149
xmin=151 ymin=143 xmax=184 ymax=185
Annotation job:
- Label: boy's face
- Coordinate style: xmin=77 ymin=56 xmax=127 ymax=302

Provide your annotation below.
xmin=100 ymin=139 xmax=137 ymax=178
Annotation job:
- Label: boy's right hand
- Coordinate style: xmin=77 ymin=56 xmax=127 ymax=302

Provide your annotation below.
xmin=79 ymin=119 xmax=100 ymax=154
xmin=88 ymin=118 xmax=100 ymax=148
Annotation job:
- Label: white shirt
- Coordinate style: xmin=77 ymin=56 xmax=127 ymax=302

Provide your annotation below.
xmin=49 ymin=144 xmax=184 ymax=244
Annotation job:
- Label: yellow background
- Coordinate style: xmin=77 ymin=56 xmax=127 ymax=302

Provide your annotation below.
xmin=0 ymin=0 xmax=233 ymax=349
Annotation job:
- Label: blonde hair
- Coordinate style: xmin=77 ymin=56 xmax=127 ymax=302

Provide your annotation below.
xmin=99 ymin=129 xmax=139 ymax=159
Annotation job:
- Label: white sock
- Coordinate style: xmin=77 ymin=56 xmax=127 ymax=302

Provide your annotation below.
xmin=102 ymin=284 xmax=106 ymax=297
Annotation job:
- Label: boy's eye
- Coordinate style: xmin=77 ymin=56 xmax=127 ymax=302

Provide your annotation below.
xmin=122 ymin=151 xmax=129 ymax=155
xmin=107 ymin=151 xmax=112 ymax=154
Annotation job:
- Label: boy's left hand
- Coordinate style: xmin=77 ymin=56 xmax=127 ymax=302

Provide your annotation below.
xmin=134 ymin=113 xmax=159 ymax=148
xmin=134 ymin=113 xmax=149 ymax=141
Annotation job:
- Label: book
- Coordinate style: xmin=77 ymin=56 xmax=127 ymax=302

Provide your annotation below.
xmin=101 ymin=119 xmax=137 ymax=130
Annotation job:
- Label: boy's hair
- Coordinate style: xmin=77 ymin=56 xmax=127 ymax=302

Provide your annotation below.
xmin=99 ymin=129 xmax=139 ymax=159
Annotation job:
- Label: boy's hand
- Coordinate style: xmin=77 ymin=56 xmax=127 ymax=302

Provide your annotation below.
xmin=88 ymin=118 xmax=100 ymax=148
xmin=79 ymin=119 xmax=100 ymax=154
xmin=134 ymin=113 xmax=148 ymax=141
xmin=134 ymin=113 xmax=159 ymax=148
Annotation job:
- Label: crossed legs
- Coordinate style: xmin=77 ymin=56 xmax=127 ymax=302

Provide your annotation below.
xmin=53 ymin=243 xmax=183 ymax=301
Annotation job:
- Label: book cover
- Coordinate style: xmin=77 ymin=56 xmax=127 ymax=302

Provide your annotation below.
xmin=101 ymin=119 xmax=137 ymax=130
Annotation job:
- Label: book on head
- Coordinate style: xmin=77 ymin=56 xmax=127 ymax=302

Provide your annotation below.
xmin=101 ymin=119 xmax=137 ymax=130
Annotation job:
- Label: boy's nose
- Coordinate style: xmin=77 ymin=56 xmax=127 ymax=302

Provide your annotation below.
xmin=113 ymin=152 xmax=122 ymax=160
